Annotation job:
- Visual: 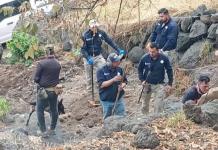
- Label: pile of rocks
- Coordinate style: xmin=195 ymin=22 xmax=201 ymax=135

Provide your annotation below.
xmin=126 ymin=4 xmax=218 ymax=66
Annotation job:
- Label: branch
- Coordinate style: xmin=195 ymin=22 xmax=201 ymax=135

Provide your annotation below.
xmin=113 ymin=0 xmax=123 ymax=34
xmin=80 ymin=0 xmax=101 ymax=26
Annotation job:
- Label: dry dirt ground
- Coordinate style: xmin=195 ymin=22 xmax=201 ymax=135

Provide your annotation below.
xmin=1 ymin=51 xmax=218 ymax=149
xmin=0 ymin=51 xmax=147 ymax=146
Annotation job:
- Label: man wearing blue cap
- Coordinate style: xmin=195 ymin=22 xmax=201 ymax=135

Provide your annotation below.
xmin=81 ymin=19 xmax=125 ymax=106
xmin=97 ymin=53 xmax=127 ymax=119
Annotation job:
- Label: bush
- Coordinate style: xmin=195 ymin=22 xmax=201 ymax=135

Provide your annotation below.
xmin=7 ymin=32 xmax=45 ymax=65
xmin=0 ymin=97 xmax=10 ymax=119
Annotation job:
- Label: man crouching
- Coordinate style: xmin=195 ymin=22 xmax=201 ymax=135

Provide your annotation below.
xmin=97 ymin=53 xmax=127 ymax=120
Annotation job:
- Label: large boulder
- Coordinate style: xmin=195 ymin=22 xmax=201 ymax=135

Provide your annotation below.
xmin=128 ymin=46 xmax=145 ymax=63
xmin=211 ymin=13 xmax=218 ymax=23
xmin=200 ymin=15 xmax=212 ymax=25
xmin=207 ymin=24 xmax=218 ymax=40
xmin=189 ymin=20 xmax=208 ymax=40
xmin=131 ymin=128 xmax=160 ymax=149
xmin=183 ymin=100 xmax=218 ymax=128
xmin=179 ymin=41 xmax=205 ymax=69
xmin=203 ymin=9 xmax=216 ymax=15
xmin=176 ymin=32 xmax=194 ymax=52
xmin=191 ymin=4 xmax=207 ymax=16
xmin=180 ymin=17 xmax=193 ymax=33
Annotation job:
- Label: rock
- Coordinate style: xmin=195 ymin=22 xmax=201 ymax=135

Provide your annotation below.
xmin=87 ymin=121 xmax=95 ymax=128
xmin=200 ymin=15 xmax=211 ymax=25
xmin=131 ymin=128 xmax=160 ymax=149
xmin=75 ymin=115 xmax=83 ymax=121
xmin=201 ymin=100 xmax=218 ymax=127
xmin=207 ymin=24 xmax=218 ymax=40
xmin=212 ymin=124 xmax=218 ymax=131
xmin=193 ymin=65 xmax=218 ymax=86
xmin=189 ymin=20 xmax=208 ymax=39
xmin=131 ymin=124 xmax=145 ymax=134
xmin=103 ymin=116 xmax=126 ymax=132
xmin=211 ymin=13 xmax=218 ymax=23
xmin=140 ymin=26 xmax=153 ymax=48
xmin=179 ymin=41 xmax=205 ymax=69
xmin=172 ymin=17 xmax=182 ymax=25
xmin=183 ymin=104 xmax=203 ymax=124
xmin=128 ymin=46 xmax=145 ymax=63
xmin=176 ymin=32 xmax=194 ymax=52
xmin=122 ymin=123 xmax=144 ymax=134
xmin=97 ymin=128 xmax=113 ymax=138
xmin=63 ymin=41 xmax=72 ymax=51
xmin=203 ymin=9 xmax=216 ymax=15
xmin=180 ymin=17 xmax=193 ymax=33
xmin=191 ymin=4 xmax=207 ymax=16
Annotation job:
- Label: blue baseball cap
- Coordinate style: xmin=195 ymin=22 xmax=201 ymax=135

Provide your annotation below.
xmin=107 ymin=53 xmax=122 ymax=63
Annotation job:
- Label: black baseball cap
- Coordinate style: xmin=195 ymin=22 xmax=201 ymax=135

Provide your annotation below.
xmin=198 ymin=75 xmax=210 ymax=83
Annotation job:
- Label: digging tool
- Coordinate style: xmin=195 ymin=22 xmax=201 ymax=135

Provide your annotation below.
xmin=137 ymin=70 xmax=151 ymax=103
xmin=112 ymin=64 xmax=128 ymax=115
xmin=91 ymin=63 xmax=94 ymax=101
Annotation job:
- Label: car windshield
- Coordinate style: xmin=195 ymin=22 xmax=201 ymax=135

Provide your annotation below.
xmin=0 ymin=0 xmax=23 ymax=22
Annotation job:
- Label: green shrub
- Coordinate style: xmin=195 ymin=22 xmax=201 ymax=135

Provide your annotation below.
xmin=0 ymin=97 xmax=10 ymax=118
xmin=7 ymin=32 xmax=45 ymax=65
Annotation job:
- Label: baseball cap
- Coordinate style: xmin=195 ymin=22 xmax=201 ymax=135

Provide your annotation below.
xmin=198 ymin=75 xmax=210 ymax=83
xmin=107 ymin=53 xmax=122 ymax=63
xmin=89 ymin=19 xmax=99 ymax=28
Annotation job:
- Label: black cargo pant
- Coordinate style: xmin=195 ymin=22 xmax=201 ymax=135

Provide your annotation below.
xmin=36 ymin=90 xmax=58 ymax=132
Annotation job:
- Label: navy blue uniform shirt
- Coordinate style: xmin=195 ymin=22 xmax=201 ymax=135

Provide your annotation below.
xmin=182 ymin=86 xmax=203 ymax=104
xmin=97 ymin=64 xmax=128 ymax=102
xmin=150 ymin=18 xmax=178 ymax=51
xmin=138 ymin=53 xmax=173 ymax=85
xmin=81 ymin=29 xmax=119 ymax=59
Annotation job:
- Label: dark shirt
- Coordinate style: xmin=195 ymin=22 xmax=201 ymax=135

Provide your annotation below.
xmin=34 ymin=56 xmax=61 ymax=88
xmin=182 ymin=86 xmax=203 ymax=104
xmin=97 ymin=64 xmax=128 ymax=102
xmin=138 ymin=53 xmax=173 ymax=85
xmin=81 ymin=29 xmax=119 ymax=59
xmin=150 ymin=18 xmax=178 ymax=51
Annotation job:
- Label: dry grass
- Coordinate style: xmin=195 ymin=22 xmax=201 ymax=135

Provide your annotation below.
xmin=95 ymin=0 xmax=218 ymax=32
xmin=173 ymin=67 xmax=192 ymax=97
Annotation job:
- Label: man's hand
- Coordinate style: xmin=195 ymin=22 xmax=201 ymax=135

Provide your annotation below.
xmin=118 ymin=83 xmax=126 ymax=91
xmin=113 ymin=74 xmax=123 ymax=82
xmin=142 ymin=81 xmax=146 ymax=86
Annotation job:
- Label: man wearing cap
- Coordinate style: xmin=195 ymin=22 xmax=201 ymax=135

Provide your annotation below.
xmin=182 ymin=75 xmax=218 ymax=127
xmin=81 ymin=19 xmax=125 ymax=105
xmin=138 ymin=42 xmax=173 ymax=114
xmin=182 ymin=75 xmax=210 ymax=105
xmin=142 ymin=8 xmax=178 ymax=55
xmin=97 ymin=53 xmax=127 ymax=119
xmin=34 ymin=46 xmax=61 ymax=137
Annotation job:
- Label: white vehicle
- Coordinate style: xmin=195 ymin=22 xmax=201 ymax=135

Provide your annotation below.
xmin=0 ymin=0 xmax=54 ymax=44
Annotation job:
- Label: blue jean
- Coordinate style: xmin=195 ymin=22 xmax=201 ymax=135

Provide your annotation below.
xmin=36 ymin=91 xmax=58 ymax=132
xmin=100 ymin=98 xmax=126 ymax=119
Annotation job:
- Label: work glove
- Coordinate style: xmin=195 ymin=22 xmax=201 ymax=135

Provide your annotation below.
xmin=118 ymin=49 xmax=127 ymax=60
xmin=87 ymin=56 xmax=94 ymax=65
xmin=118 ymin=49 xmax=126 ymax=56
